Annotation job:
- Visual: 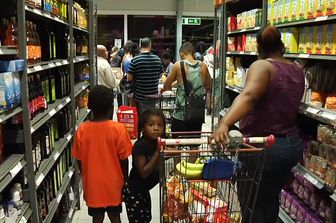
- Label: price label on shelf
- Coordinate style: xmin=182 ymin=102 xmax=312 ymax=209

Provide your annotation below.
xmin=57 ymin=104 xmax=63 ymax=110
xmin=254 ymin=26 xmax=260 ymax=30
xmin=27 ymin=68 xmax=32 ymax=74
xmin=68 ymin=208 xmax=74 ymax=219
xmin=19 ymin=216 xmax=27 ymax=223
xmin=35 ymin=65 xmax=43 ymax=71
xmin=30 ymin=126 xmax=35 ymax=133
xmin=36 ymin=173 xmax=44 ymax=187
xmin=68 ymin=170 xmax=74 ymax=178
xmin=10 ymin=162 xmax=23 ymax=177
xmin=62 ymin=60 xmax=68 ymax=65
xmin=304 ymin=173 xmax=320 ymax=188
xmin=331 ymin=193 xmax=336 ymax=202
xmin=56 ymin=193 xmax=63 ymax=204
xmin=321 ymin=112 xmax=336 ymax=121
xmin=298 ymin=54 xmax=310 ymax=58
xmin=0 ymin=118 xmax=3 ymax=123
xmin=250 ymin=52 xmax=257 ymax=55
xmin=239 ymin=51 xmax=244 ymax=54
xmin=0 ymin=48 xmax=3 ymax=54
xmin=315 ymin=16 xmax=328 ymax=21
xmin=48 ymin=63 xmax=55 ymax=68
xmin=82 ymin=85 xmax=86 ymax=90
xmin=33 ymin=8 xmax=41 ymax=15
xmin=55 ymin=62 xmax=62 ymax=66
xmin=66 ymin=97 xmax=71 ymax=103
xmin=49 ymin=109 xmax=56 ymax=117
xmin=306 ymin=107 xmax=319 ymax=115
xmin=241 ymin=29 xmax=246 ymax=32
xmin=53 ymin=151 xmax=60 ymax=161
xmin=67 ymin=134 xmax=72 ymax=142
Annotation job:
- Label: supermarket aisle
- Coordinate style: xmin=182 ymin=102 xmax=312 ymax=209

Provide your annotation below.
xmin=71 ymin=102 xmax=213 ymax=222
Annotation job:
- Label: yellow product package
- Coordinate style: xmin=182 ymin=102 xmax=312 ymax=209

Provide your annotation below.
xmin=326 ymin=0 xmax=335 ymax=15
xmin=306 ymin=26 xmax=315 ymax=54
xmin=242 ymin=12 xmax=247 ymax=29
xmin=284 ymin=0 xmax=292 ymax=22
xmin=267 ymin=0 xmax=274 ymax=24
xmin=247 ymin=10 xmax=252 ymax=28
xmin=291 ymin=0 xmax=299 ymax=21
xmin=307 ymin=0 xmax=316 ymax=18
xmin=250 ymin=9 xmax=257 ymax=28
xmin=277 ymin=0 xmax=284 ymax=23
xmin=250 ymin=34 xmax=257 ymax=52
xmin=332 ymin=24 xmax=336 ymax=54
xmin=226 ymin=71 xmax=234 ymax=86
xmin=280 ymin=29 xmax=287 ymax=49
xmin=285 ymin=28 xmax=299 ymax=53
xmin=226 ymin=57 xmax=235 ymax=72
xmin=237 ymin=13 xmax=242 ymax=30
xmin=298 ymin=27 xmax=307 ymax=53
xmin=316 ymin=0 xmax=326 ymax=17
xmin=299 ymin=0 xmax=308 ymax=19
xmin=245 ymin=35 xmax=251 ymax=52
xmin=273 ymin=0 xmax=278 ymax=24
xmin=314 ymin=26 xmax=324 ymax=54
xmin=323 ymin=24 xmax=335 ymax=54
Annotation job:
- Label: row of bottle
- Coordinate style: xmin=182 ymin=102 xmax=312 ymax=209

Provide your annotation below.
xmin=0 ymin=17 xmax=18 ymax=47
xmin=32 ymin=105 xmax=72 ymax=173
xmin=37 ymin=147 xmax=72 ymax=220
xmin=52 ymin=185 xmax=75 ymax=221
xmin=26 ymin=0 xmax=68 ymax=21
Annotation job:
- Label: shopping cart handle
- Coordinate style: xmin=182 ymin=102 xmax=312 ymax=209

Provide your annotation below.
xmin=157 ymin=134 xmax=275 ymax=149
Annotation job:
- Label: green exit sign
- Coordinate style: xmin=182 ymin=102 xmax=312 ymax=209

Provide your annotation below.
xmin=182 ymin=17 xmax=201 ymax=25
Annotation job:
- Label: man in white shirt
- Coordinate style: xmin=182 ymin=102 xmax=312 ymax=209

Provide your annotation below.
xmin=97 ymin=45 xmax=116 ymax=89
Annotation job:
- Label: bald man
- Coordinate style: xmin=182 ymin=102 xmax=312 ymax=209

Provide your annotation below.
xmin=97 ymin=45 xmax=116 ymax=90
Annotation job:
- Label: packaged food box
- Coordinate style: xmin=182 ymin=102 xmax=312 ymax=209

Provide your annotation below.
xmin=299 ymin=27 xmax=307 ymax=53
xmin=256 ymin=9 xmax=263 ymax=26
xmin=267 ymin=0 xmax=274 ymax=24
xmin=12 ymin=72 xmax=21 ymax=106
xmin=291 ymin=0 xmax=300 ymax=20
xmin=307 ymin=0 xmax=316 ymax=18
xmin=284 ymin=0 xmax=292 ymax=22
xmin=0 ymin=60 xmax=25 ymax=73
xmin=228 ymin=16 xmax=237 ymax=31
xmin=0 ymin=72 xmax=16 ymax=111
xmin=237 ymin=13 xmax=242 ymax=30
xmin=306 ymin=26 xmax=315 ymax=54
xmin=227 ymin=37 xmax=236 ymax=52
xmin=332 ymin=24 xmax=336 ymax=54
xmin=326 ymin=0 xmax=335 ymax=15
xmin=250 ymin=34 xmax=257 ymax=52
xmin=273 ymin=0 xmax=278 ymax=24
xmin=316 ymin=0 xmax=326 ymax=17
xmin=299 ymin=0 xmax=308 ymax=19
xmin=236 ymin=36 xmax=243 ymax=51
xmin=285 ymin=28 xmax=299 ymax=53
xmin=277 ymin=0 xmax=284 ymax=23
xmin=314 ymin=25 xmax=324 ymax=54
xmin=242 ymin=12 xmax=247 ymax=29
xmin=280 ymin=29 xmax=287 ymax=48
xmin=245 ymin=35 xmax=251 ymax=52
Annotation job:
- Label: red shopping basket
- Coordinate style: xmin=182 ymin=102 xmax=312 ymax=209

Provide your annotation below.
xmin=117 ymin=106 xmax=138 ymax=139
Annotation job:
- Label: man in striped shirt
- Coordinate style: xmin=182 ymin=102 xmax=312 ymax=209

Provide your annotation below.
xmin=127 ymin=37 xmax=163 ymax=115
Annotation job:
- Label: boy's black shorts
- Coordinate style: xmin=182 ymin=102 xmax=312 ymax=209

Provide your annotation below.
xmin=88 ymin=205 xmax=122 ymax=217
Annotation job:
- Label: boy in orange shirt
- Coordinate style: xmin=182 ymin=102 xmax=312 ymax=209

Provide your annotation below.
xmin=72 ymin=85 xmax=132 ymax=223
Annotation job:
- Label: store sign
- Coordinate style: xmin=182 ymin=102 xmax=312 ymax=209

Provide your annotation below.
xmin=182 ymin=17 xmax=201 ymax=25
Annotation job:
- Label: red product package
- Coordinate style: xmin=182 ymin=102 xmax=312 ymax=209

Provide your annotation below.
xmin=227 ymin=37 xmax=236 ymax=52
xmin=228 ymin=16 xmax=237 ymax=31
xmin=236 ymin=36 xmax=242 ymax=51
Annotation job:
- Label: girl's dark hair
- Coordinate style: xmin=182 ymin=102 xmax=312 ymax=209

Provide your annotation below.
xmin=257 ymin=26 xmax=284 ymax=59
xmin=124 ymin=40 xmax=133 ymax=53
xmin=196 ymin=41 xmax=206 ymax=54
xmin=179 ymin=42 xmax=195 ymax=56
xmin=87 ymin=85 xmax=114 ymax=117
xmin=130 ymin=42 xmax=140 ymax=57
xmin=139 ymin=108 xmax=166 ymax=137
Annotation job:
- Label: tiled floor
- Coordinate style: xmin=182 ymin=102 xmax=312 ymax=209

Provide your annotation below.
xmin=71 ymin=104 xmax=213 ymax=223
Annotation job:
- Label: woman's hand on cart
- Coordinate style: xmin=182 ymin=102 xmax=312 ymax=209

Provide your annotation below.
xmin=209 ymin=123 xmax=229 ymax=149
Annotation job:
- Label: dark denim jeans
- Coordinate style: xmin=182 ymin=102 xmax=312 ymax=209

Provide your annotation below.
xmin=240 ymin=134 xmax=302 ymax=223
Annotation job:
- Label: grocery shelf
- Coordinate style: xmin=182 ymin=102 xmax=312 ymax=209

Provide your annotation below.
xmin=227 ymin=26 xmax=260 ymax=35
xmin=0 ymin=46 xmax=18 ymax=55
xmin=27 ymin=59 xmax=69 ymax=74
xmin=292 ymin=164 xmax=325 ymax=190
xmin=30 ymin=97 xmax=71 ymax=134
xmin=225 ymin=85 xmax=243 ymax=93
xmin=35 ymin=131 xmax=73 ymax=188
xmin=73 ymin=56 xmax=89 ymax=63
xmin=283 ymin=53 xmax=336 ymax=61
xmin=74 ymin=81 xmax=90 ymax=97
xmin=74 ymin=25 xmax=89 ymax=33
xmin=299 ymin=103 xmax=336 ymax=127
xmin=25 ymin=6 xmax=69 ymax=26
xmin=43 ymin=168 xmax=74 ymax=223
xmin=0 ymin=107 xmax=23 ymax=124
xmin=227 ymin=51 xmax=258 ymax=56
xmin=0 ymin=154 xmax=26 ymax=192
xmin=274 ymin=15 xmax=336 ymax=29
xmin=278 ymin=207 xmax=295 ymax=223
xmin=76 ymin=108 xmax=90 ymax=129
xmin=16 ymin=203 xmax=32 ymax=223
xmin=64 ymin=197 xmax=78 ymax=223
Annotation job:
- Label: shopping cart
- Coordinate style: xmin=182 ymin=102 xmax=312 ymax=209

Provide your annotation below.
xmin=157 ymin=132 xmax=275 ymax=223
xmin=146 ymin=90 xmax=176 ymax=135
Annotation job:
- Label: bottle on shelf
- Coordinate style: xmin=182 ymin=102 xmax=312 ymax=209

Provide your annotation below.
xmin=48 ymin=70 xmax=56 ymax=104
xmin=43 ymin=0 xmax=52 ymax=13
xmin=33 ymin=23 xmax=41 ymax=62
xmin=41 ymin=73 xmax=50 ymax=104
xmin=0 ymin=19 xmax=8 ymax=46
xmin=81 ymin=36 xmax=88 ymax=56
xmin=49 ymin=31 xmax=56 ymax=60
xmin=4 ymin=17 xmax=18 ymax=47
xmin=76 ymin=36 xmax=81 ymax=56
xmin=26 ymin=21 xmax=34 ymax=64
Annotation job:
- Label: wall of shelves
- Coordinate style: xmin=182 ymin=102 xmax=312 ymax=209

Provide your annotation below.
xmin=214 ymin=0 xmax=336 ymax=222
xmin=0 ymin=0 xmax=96 ymax=222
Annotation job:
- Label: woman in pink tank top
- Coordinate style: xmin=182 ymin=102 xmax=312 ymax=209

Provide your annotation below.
xmin=211 ymin=26 xmax=304 ymax=223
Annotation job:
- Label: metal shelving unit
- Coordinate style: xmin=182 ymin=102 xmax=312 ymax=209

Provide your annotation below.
xmin=42 ymin=168 xmax=74 ymax=223
xmin=0 ymin=1 xmax=97 ymax=222
xmin=64 ymin=197 xmax=78 ymax=223
xmin=278 ymin=207 xmax=295 ymax=223
xmin=227 ymin=51 xmax=258 ymax=56
xmin=0 ymin=154 xmax=26 ymax=192
xmin=227 ymin=26 xmax=260 ymax=35
xmin=283 ymin=53 xmax=336 ymax=61
xmin=27 ymin=59 xmax=69 ymax=74
xmin=274 ymin=14 xmax=336 ymax=28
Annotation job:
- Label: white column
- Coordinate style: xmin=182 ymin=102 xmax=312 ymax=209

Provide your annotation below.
xmin=124 ymin=14 xmax=128 ymax=44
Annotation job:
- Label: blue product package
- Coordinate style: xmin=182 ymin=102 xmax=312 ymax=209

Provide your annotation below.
xmin=202 ymin=158 xmax=236 ymax=180
xmin=0 ymin=72 xmax=16 ymax=111
xmin=0 ymin=60 xmax=25 ymax=73
xmin=12 ymin=72 xmax=21 ymax=106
